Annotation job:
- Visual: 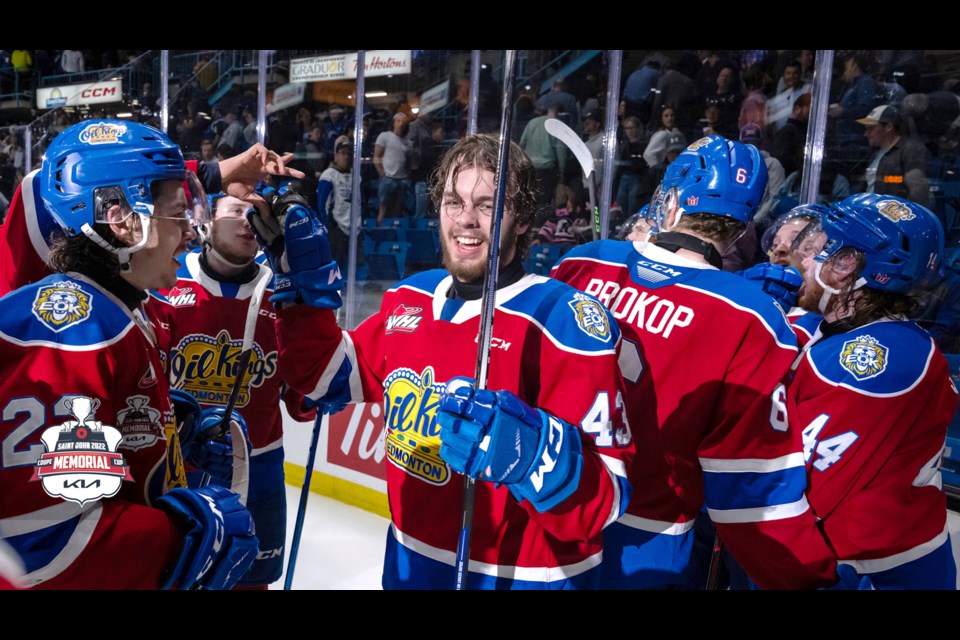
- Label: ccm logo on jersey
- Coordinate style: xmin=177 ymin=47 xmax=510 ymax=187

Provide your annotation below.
xmin=584 ymin=278 xmax=693 ymax=339
xmin=385 ymin=304 xmax=423 ymax=334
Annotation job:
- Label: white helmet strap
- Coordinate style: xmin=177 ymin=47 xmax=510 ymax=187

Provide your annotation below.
xmin=814 ymin=261 xmax=868 ymax=314
xmin=80 ymin=213 xmax=152 ymax=270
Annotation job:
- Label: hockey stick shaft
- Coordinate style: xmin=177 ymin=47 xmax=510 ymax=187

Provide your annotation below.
xmin=284 ymin=407 xmax=323 ymax=590
xmin=705 ymin=533 xmax=724 ymax=590
xmin=454 ymin=49 xmax=518 ymax=591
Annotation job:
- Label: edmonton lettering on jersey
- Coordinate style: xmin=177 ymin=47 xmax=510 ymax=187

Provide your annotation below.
xmin=383 ymin=366 xmax=448 ymax=485
xmin=169 ymin=330 xmax=277 ymax=406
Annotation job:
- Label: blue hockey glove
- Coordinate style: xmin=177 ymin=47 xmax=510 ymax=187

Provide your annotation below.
xmin=825 ymin=564 xmax=873 ymax=590
xmin=437 ymin=376 xmax=583 ymax=513
xmin=155 ymin=485 xmax=258 ymax=590
xmin=737 ymin=263 xmax=803 ymax=311
xmin=246 ymin=186 xmax=343 ymax=309
xmin=171 ymin=389 xmax=201 ymax=453
xmin=187 ymin=408 xmax=251 ymax=483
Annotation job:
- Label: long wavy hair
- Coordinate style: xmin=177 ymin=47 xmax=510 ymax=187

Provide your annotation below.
xmin=429 ymin=133 xmax=539 ymax=260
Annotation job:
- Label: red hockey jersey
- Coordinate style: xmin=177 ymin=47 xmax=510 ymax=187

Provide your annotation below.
xmin=553 ymin=240 xmax=838 ymax=589
xmin=0 ymin=273 xmax=184 ymax=589
xmin=790 ymin=318 xmax=958 ymax=585
xmin=276 ymin=270 xmax=633 ymax=589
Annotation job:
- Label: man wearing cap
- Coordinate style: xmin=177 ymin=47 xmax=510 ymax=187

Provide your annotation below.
xmin=374 ymin=113 xmax=413 ymax=223
xmin=318 ymin=139 xmax=358 ymax=266
xmin=858 ymin=104 xmax=930 ymax=206
xmin=583 ymin=109 xmax=605 ymax=187
xmin=637 ymin=132 xmax=687 ymax=214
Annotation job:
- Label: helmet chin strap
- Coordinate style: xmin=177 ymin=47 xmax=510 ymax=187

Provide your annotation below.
xmin=814 ymin=261 xmax=868 ymax=314
xmin=80 ymin=214 xmax=152 ymax=271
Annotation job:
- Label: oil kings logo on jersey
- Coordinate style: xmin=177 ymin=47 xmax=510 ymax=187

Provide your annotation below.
xmin=385 ymin=304 xmax=423 ymax=334
xmin=876 ymin=199 xmax=915 ymax=223
xmin=168 ymin=330 xmax=277 ymax=407
xmin=839 ymin=334 xmax=888 ymax=380
xmin=569 ymin=293 xmax=611 ymax=343
xmin=165 ymin=286 xmax=196 ymax=306
xmin=383 ymin=366 xmax=448 ymax=485
xmin=32 ymin=396 xmax=132 ymax=506
xmin=79 ymin=122 xmax=126 ymax=145
xmin=116 ymin=395 xmax=164 ymax=451
xmin=32 ymin=281 xmax=92 ymax=332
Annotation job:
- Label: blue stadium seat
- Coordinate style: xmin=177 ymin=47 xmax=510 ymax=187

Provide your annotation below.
xmin=366 ymin=241 xmax=411 ymax=281
xmin=367 ymin=218 xmax=409 ymax=244
xmin=406 ymin=218 xmax=441 ymax=267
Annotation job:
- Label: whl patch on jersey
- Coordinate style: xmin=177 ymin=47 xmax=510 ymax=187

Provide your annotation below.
xmin=839 ymin=335 xmax=888 ymax=380
xmin=168 ymin=331 xmax=277 ymax=407
xmin=569 ymin=293 xmax=612 ymax=343
xmin=876 ymin=199 xmax=916 ymax=223
xmin=32 ymin=396 xmax=132 ymax=506
xmin=116 ymin=395 xmax=164 ymax=451
xmin=385 ymin=304 xmax=423 ymax=334
xmin=32 ymin=281 xmax=92 ymax=332
xmin=165 ymin=286 xmax=196 ymax=307
xmin=383 ymin=366 xmax=449 ymax=486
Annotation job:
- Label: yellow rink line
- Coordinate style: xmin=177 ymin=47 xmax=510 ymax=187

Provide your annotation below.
xmin=284 ymin=461 xmax=390 ymax=520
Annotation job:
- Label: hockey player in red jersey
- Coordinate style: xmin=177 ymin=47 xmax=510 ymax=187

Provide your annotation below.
xmin=149 ymin=193 xmax=313 ymax=588
xmin=552 ymin=135 xmax=839 ymax=589
xmin=0 ymin=120 xmax=258 ymax=589
xmin=790 ymin=193 xmax=958 ymax=589
xmin=252 ymin=133 xmax=634 ymax=589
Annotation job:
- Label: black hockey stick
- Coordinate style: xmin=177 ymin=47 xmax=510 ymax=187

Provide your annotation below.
xmin=545 ymin=118 xmax=598 ymax=240
xmin=284 ymin=407 xmax=323 ymax=590
xmin=454 ymin=49 xmax=518 ymax=591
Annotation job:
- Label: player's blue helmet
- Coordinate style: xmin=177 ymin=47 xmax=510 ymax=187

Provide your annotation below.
xmin=41 ymin=120 xmax=209 ymax=237
xmin=818 ymin=193 xmax=944 ymax=293
xmin=647 ymin=135 xmax=768 ymax=233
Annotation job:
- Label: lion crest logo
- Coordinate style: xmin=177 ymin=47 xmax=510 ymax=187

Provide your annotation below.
xmin=32 ymin=281 xmax=92 ymax=332
xmin=569 ymin=293 xmax=612 ymax=343
xmin=876 ymin=199 xmax=916 ymax=223
xmin=839 ymin=335 xmax=888 ymax=380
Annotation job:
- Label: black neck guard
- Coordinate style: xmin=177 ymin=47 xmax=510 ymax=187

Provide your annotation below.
xmin=654 ymin=232 xmax=724 ymax=269
xmin=449 ymin=254 xmax=526 ymax=301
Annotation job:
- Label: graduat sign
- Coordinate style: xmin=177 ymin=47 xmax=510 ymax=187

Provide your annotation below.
xmin=36 ymin=80 xmax=123 ymax=109
xmin=290 ymin=50 xmax=411 ymax=83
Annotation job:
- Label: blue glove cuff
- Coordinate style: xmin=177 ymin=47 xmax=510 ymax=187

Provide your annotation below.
xmin=509 ymin=411 xmax=583 ymax=513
